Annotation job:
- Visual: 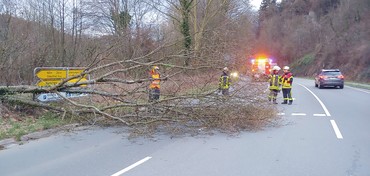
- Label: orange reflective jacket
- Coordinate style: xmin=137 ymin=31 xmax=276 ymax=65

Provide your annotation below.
xmin=149 ymin=70 xmax=161 ymax=89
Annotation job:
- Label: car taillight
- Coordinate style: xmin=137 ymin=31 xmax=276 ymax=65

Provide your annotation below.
xmin=319 ymin=75 xmax=326 ymax=79
xmin=337 ymin=75 xmax=344 ymax=79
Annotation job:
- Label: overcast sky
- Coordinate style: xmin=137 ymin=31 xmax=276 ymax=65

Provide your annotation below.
xmin=250 ymin=0 xmax=262 ymax=9
xmin=250 ymin=0 xmax=282 ymax=10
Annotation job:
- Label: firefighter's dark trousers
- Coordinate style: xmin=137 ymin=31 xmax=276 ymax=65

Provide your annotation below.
xmin=268 ymin=89 xmax=279 ymax=102
xmin=221 ymin=88 xmax=229 ymax=96
xmin=282 ymin=88 xmax=293 ymax=103
xmin=149 ymin=88 xmax=160 ymax=102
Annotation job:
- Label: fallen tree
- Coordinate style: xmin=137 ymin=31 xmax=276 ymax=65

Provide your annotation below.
xmin=0 ymin=42 xmax=279 ymax=137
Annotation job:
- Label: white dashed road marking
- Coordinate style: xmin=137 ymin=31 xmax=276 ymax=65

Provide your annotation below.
xmin=111 ymin=156 xmax=152 ymax=176
xmin=299 ymin=84 xmax=331 ymax=116
xmin=280 ymin=84 xmax=345 ymax=140
xmin=330 ymin=120 xmax=343 ymax=139
xmin=291 ymin=113 xmax=307 ymax=116
xmin=277 ymin=113 xmax=328 ymax=116
xmin=313 ymin=114 xmax=326 ymax=117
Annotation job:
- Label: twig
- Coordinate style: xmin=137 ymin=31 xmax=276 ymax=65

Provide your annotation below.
xmin=54 ymin=92 xmax=131 ymax=126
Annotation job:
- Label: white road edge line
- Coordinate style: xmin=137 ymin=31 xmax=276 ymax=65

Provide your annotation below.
xmin=277 ymin=113 xmax=285 ymax=115
xmin=346 ymin=86 xmax=370 ymax=94
xmin=330 ymin=120 xmax=343 ymax=139
xmin=298 ymin=84 xmax=331 ymax=116
xmin=313 ymin=114 xmax=326 ymax=117
xmin=111 ymin=156 xmax=152 ymax=176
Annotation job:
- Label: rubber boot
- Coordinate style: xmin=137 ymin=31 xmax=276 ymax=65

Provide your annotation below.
xmin=281 ymin=100 xmax=287 ymax=104
xmin=273 ymin=99 xmax=278 ymax=104
xmin=288 ymin=100 xmax=293 ymax=105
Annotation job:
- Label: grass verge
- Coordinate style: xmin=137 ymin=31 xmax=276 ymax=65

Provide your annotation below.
xmin=0 ymin=112 xmax=69 ymax=141
xmin=345 ymin=81 xmax=370 ymax=90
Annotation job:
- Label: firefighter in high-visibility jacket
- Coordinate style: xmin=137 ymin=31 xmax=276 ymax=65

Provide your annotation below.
xmin=149 ymin=66 xmax=162 ymax=102
xmin=280 ymin=66 xmax=293 ymax=105
xmin=219 ymin=67 xmax=231 ymax=95
xmin=268 ymin=66 xmax=281 ymax=104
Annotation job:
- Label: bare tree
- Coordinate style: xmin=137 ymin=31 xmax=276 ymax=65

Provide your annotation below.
xmin=0 ymin=0 xmax=277 ymax=135
xmin=0 ymin=41 xmax=276 ymax=133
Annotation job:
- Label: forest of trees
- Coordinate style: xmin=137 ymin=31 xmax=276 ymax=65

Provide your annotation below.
xmin=257 ymin=0 xmax=370 ymax=81
xmin=0 ymin=0 xmax=261 ymax=128
xmin=0 ymin=0 xmax=256 ymax=86
xmin=0 ymin=0 xmax=368 ymax=130
xmin=0 ymin=0 xmax=369 ymax=85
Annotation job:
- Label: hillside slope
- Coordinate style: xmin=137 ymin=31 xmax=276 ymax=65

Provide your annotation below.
xmin=256 ymin=0 xmax=370 ymax=82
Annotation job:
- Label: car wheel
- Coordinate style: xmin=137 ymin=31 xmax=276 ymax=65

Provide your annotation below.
xmin=315 ymin=83 xmax=318 ymax=87
xmin=318 ymin=83 xmax=323 ymax=89
xmin=339 ymin=85 xmax=344 ymax=89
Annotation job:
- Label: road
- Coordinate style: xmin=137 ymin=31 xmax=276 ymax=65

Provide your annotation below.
xmin=1 ymin=78 xmax=369 ymax=176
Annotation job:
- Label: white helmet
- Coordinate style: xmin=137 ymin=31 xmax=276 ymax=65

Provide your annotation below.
xmin=283 ymin=66 xmax=290 ymax=70
xmin=223 ymin=67 xmax=229 ymax=71
xmin=272 ymin=66 xmax=281 ymax=71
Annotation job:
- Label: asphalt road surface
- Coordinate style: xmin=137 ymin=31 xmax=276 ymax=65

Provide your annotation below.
xmin=1 ymin=78 xmax=369 ymax=176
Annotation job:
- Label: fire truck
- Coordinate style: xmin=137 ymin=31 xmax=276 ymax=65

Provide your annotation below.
xmin=249 ymin=56 xmax=277 ymax=81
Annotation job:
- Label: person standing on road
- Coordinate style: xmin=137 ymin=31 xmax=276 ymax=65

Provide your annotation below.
xmin=268 ymin=66 xmax=281 ymax=104
xmin=280 ymin=66 xmax=293 ymax=105
xmin=149 ymin=66 xmax=162 ymax=102
xmin=219 ymin=67 xmax=231 ymax=96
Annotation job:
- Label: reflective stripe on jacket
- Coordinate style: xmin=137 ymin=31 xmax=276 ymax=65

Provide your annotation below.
xmin=269 ymin=74 xmax=281 ymax=90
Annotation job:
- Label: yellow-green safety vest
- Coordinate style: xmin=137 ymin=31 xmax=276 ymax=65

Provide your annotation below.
xmin=281 ymin=75 xmax=293 ymax=89
xmin=269 ymin=74 xmax=281 ymax=90
xmin=219 ymin=75 xmax=230 ymax=89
